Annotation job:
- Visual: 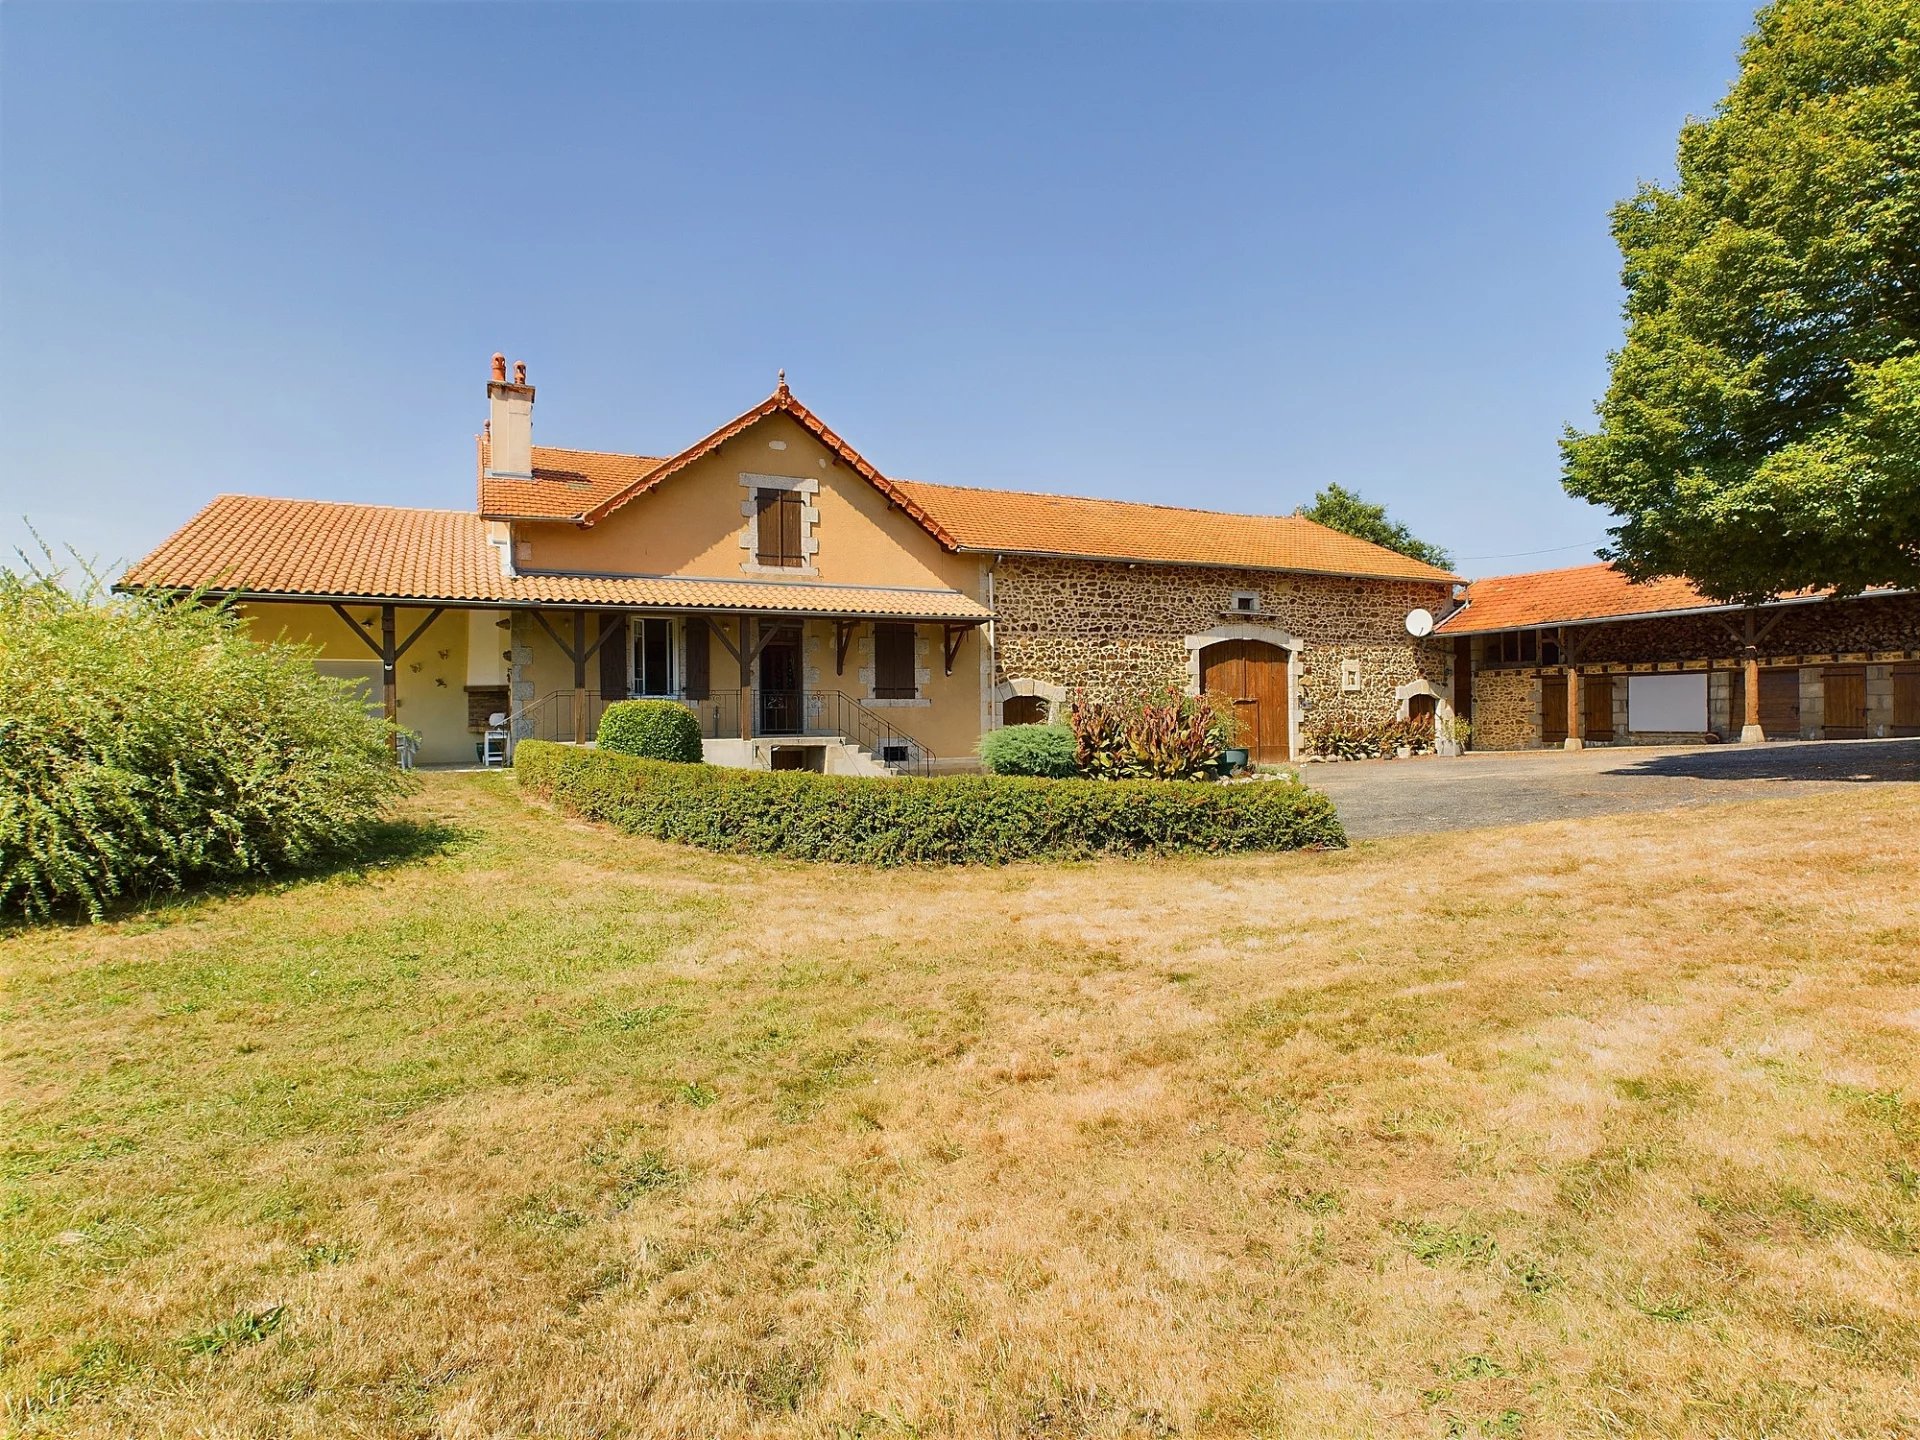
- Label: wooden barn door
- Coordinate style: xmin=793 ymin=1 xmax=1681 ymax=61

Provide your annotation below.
xmin=1201 ymin=641 xmax=1291 ymax=763
xmin=1583 ymin=676 xmax=1614 ymax=742
xmin=1541 ymin=679 xmax=1568 ymax=745
xmin=1893 ymin=664 xmax=1920 ymax=738
xmin=1823 ymin=665 xmax=1867 ymax=739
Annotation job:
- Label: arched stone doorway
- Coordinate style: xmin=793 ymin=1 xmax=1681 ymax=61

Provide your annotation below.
xmin=1199 ymin=639 xmax=1293 ymax=763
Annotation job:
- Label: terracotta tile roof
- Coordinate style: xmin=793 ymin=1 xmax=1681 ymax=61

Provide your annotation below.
xmin=122 ymin=495 xmax=990 ymax=621
xmin=477 ymin=439 xmax=668 ymax=519
xmin=1434 ymin=562 xmax=1732 ymax=633
xmin=892 ymin=479 xmax=1459 ymax=583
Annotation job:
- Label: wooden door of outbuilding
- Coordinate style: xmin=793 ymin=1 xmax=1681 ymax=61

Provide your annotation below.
xmin=1200 ymin=640 xmax=1291 ymax=763
xmin=1823 ymin=665 xmax=1867 ymax=739
xmin=1893 ymin=664 xmax=1920 ymax=738
xmin=1542 ymin=679 xmax=1568 ymax=745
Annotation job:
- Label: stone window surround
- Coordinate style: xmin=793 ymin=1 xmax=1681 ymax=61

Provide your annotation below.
xmin=738 ymin=472 xmax=820 ymax=577
xmin=1182 ymin=622 xmax=1304 ymax=761
xmin=990 ymin=676 xmax=1068 ymax=726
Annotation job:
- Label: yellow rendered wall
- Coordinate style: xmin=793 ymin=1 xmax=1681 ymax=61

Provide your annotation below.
xmin=241 ymin=601 xmax=481 ymax=766
xmin=512 ymin=412 xmax=980 ymax=595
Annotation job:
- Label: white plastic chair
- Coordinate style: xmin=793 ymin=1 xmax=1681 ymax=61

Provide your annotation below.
xmin=482 ymin=712 xmax=510 ymax=767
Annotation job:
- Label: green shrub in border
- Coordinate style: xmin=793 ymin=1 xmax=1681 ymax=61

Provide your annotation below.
xmin=515 ymin=740 xmax=1345 ymax=865
xmin=597 ymin=699 xmax=704 ymax=763
xmin=1 ymin=562 xmax=407 ymax=921
xmin=977 ymin=722 xmax=1078 ymax=778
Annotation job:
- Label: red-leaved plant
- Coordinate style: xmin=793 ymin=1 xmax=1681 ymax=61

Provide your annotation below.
xmin=1066 ymin=685 xmax=1226 ymax=780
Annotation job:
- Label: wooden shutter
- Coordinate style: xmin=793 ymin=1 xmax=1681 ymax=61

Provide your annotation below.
xmin=756 ymin=489 xmax=803 ymax=567
xmin=598 ymin=614 xmax=629 ymax=701
xmin=873 ymin=624 xmax=916 ymax=699
xmin=683 ymin=617 xmax=710 ymax=700
xmin=781 ymin=491 xmax=802 ymax=566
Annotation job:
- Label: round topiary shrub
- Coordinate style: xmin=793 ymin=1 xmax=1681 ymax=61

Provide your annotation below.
xmin=977 ymin=722 xmax=1078 ymax=778
xmin=597 ymin=699 xmax=704 ymax=763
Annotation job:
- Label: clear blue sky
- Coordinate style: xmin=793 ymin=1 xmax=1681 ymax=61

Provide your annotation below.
xmin=1 ymin=1 xmax=1755 ymax=580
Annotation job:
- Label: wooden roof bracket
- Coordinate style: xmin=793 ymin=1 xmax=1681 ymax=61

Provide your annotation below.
xmin=941 ymin=621 xmax=978 ymax=676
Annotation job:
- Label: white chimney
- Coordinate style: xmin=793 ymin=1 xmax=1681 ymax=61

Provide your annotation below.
xmin=485 ymin=353 xmax=535 ymax=479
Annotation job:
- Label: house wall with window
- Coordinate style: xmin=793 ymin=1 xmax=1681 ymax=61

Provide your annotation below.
xmin=506 ymin=413 xmax=981 ymax=596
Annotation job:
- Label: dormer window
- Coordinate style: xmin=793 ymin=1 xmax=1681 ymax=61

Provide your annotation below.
xmin=756 ymin=488 xmax=805 ymax=568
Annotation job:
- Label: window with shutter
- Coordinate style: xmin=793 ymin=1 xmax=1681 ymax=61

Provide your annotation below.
xmin=756 ymin=489 xmax=805 ymax=568
xmin=873 ymin=624 xmax=916 ymax=700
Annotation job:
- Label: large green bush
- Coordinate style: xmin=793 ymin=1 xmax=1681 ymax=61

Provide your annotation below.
xmin=516 ymin=740 xmax=1345 ymax=864
xmin=0 ymin=564 xmax=408 ymax=920
xmin=977 ymin=722 xmax=1078 ymax=778
xmin=597 ymin=699 xmax=704 ymax=762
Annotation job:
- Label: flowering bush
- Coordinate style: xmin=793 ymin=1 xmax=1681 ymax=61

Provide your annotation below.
xmin=1066 ymin=686 xmax=1225 ymax=781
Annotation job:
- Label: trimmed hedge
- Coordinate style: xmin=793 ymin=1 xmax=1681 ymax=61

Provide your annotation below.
xmin=977 ymin=722 xmax=1078 ymax=778
xmin=597 ymin=699 xmax=704 ymax=763
xmin=515 ymin=740 xmax=1345 ymax=865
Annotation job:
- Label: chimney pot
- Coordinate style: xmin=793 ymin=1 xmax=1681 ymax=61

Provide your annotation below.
xmin=514 ymin=361 xmax=527 ymax=385
xmin=491 ymin=352 xmax=507 ymax=382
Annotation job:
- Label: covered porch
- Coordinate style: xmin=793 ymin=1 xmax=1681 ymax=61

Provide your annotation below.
xmin=505 ymin=604 xmax=989 ymax=774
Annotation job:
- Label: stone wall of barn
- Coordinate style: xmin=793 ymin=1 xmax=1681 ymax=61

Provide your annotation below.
xmin=987 ymin=556 xmax=1455 ymax=732
xmin=1470 ymin=670 xmax=1539 ymax=750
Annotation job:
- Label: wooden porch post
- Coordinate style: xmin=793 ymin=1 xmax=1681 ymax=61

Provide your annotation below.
xmin=1565 ymin=666 xmax=1583 ymax=750
xmin=380 ymin=604 xmax=398 ymax=750
xmin=738 ymin=616 xmax=754 ymax=741
xmin=572 ymin=611 xmax=589 ymax=744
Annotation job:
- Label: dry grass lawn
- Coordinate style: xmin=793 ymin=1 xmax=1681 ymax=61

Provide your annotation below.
xmin=3 ymin=772 xmax=1918 ymax=1438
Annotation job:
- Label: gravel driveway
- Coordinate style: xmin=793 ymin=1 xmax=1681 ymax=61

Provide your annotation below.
xmin=1301 ymin=736 xmax=1920 ymax=839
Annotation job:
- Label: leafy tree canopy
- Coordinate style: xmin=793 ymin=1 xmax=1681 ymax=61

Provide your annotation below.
xmin=1296 ymin=483 xmax=1454 ymax=571
xmin=1562 ymin=0 xmax=1920 ymax=604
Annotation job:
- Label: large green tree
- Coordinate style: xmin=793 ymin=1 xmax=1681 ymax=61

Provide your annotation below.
xmin=1561 ymin=0 xmax=1920 ymax=604
xmin=1296 ymin=483 xmax=1454 ymax=571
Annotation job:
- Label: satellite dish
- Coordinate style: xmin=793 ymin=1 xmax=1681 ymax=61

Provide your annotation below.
xmin=1404 ymin=608 xmax=1435 ymax=638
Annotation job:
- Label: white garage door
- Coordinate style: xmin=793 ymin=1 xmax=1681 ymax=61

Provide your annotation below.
xmin=1627 ymin=673 xmax=1707 ymax=733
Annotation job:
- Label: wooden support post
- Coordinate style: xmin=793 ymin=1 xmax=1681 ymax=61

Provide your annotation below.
xmin=1740 ymin=611 xmax=1764 ymax=742
xmin=1565 ymin=666 xmax=1583 ymax=750
xmin=380 ymin=604 xmax=398 ymax=745
xmin=738 ymin=616 xmax=754 ymax=741
xmin=572 ymin=611 xmax=589 ymax=743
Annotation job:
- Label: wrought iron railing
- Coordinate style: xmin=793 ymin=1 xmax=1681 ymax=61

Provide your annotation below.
xmin=801 ymin=690 xmax=934 ymax=777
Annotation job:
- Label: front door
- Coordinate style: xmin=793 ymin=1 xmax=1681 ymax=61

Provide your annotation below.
xmin=1200 ymin=640 xmax=1291 ymax=763
xmin=758 ymin=626 xmax=803 ymax=735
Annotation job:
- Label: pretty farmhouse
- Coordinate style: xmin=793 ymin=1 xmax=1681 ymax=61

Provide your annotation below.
xmin=124 ymin=357 xmax=1920 ymax=769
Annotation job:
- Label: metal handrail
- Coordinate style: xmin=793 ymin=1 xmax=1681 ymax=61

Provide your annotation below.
xmin=802 ymin=689 xmax=934 ymax=777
